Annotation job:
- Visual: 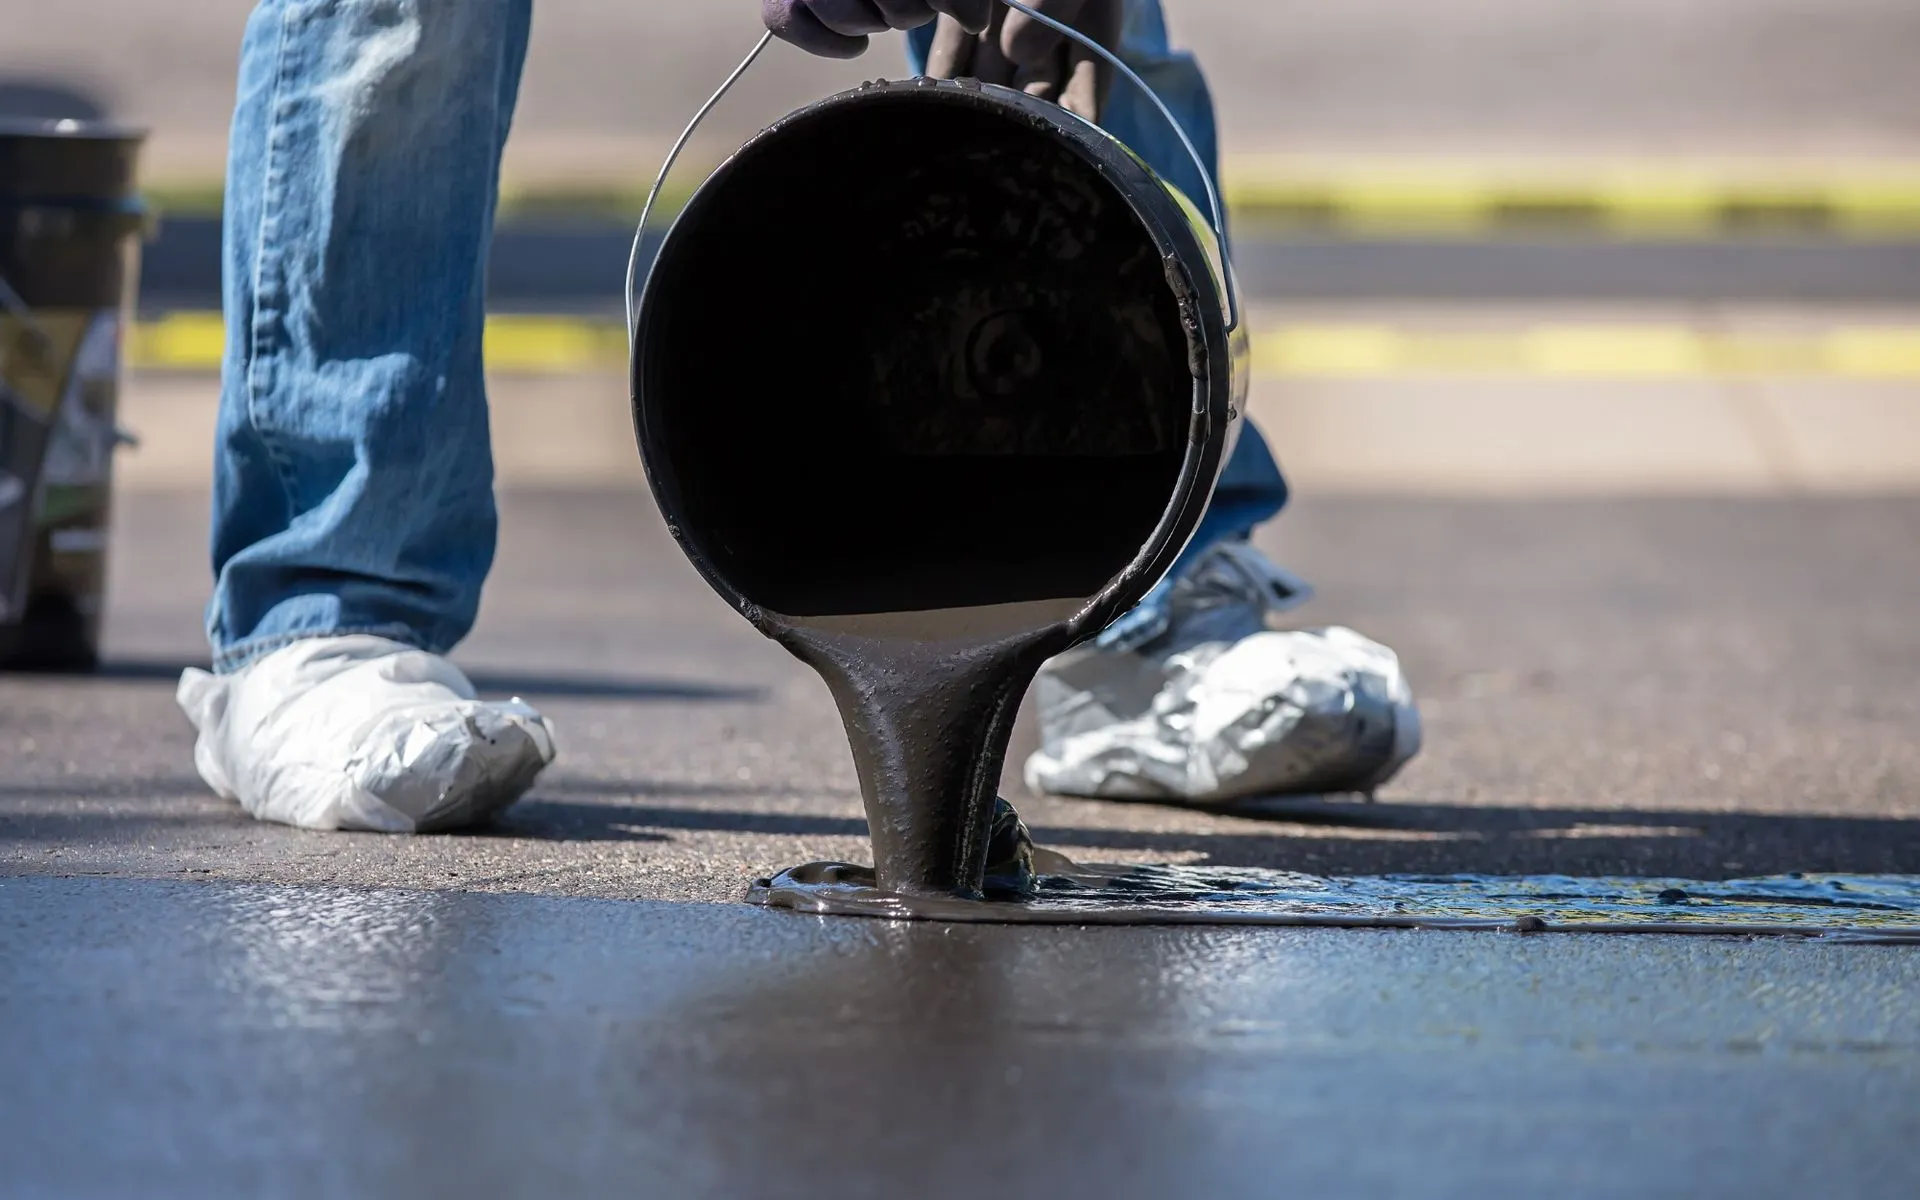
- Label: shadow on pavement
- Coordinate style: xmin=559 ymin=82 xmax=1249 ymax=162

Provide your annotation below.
xmin=493 ymin=799 xmax=868 ymax=843
xmin=56 ymin=659 xmax=765 ymax=703
xmin=522 ymin=775 xmax=857 ymax=802
xmin=9 ymin=776 xmax=1914 ymax=883
xmin=1031 ymin=802 xmax=1920 ymax=880
xmin=494 ymin=794 xmax=1920 ymax=880
xmin=0 ymin=777 xmax=208 ymax=802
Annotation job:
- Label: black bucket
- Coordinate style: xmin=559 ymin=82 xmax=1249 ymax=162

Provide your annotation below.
xmin=0 ymin=118 xmax=147 ymax=670
xmin=634 ymin=77 xmax=1243 ymax=643
xmin=633 ymin=78 xmax=1246 ymax=893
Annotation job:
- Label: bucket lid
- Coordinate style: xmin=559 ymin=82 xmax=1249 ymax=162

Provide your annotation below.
xmin=0 ymin=118 xmax=146 ymax=203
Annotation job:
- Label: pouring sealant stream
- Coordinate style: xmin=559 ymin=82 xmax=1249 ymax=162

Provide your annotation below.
xmin=766 ymin=606 xmax=1075 ymax=898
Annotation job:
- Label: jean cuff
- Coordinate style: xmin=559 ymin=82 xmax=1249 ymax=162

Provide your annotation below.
xmin=210 ymin=623 xmax=432 ymax=675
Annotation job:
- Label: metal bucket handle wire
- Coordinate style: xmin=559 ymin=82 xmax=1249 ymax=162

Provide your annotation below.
xmin=624 ymin=0 xmax=1236 ymax=349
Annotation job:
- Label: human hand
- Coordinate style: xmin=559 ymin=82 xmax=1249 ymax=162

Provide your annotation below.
xmin=762 ymin=1 xmax=995 ymax=59
xmin=924 ymin=0 xmax=1122 ymax=121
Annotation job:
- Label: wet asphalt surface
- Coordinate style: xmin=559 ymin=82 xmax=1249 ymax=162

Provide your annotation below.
xmin=4 ymin=488 xmax=1919 ymax=1195
xmin=6 ymin=873 xmax=1918 ymax=1199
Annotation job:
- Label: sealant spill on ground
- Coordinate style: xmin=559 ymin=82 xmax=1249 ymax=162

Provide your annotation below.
xmin=748 ymin=853 xmax=1920 ymax=943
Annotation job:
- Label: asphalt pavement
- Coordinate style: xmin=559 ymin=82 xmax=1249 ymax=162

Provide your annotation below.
xmin=5 ymin=873 xmax=1916 ymax=1198
xmin=7 ymin=467 xmax=1920 ymax=1196
xmin=10 ymin=486 xmax=1916 ymax=903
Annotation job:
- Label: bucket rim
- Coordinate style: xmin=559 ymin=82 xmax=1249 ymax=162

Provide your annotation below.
xmin=632 ymin=75 xmax=1242 ymax=642
xmin=0 ymin=116 xmax=147 ymax=142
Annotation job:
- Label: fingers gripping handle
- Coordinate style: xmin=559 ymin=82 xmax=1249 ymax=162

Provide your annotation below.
xmin=626 ymin=3 xmax=1236 ymax=348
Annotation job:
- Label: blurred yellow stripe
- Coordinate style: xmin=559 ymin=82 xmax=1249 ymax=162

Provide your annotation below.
xmin=126 ymin=314 xmax=634 ymax=374
xmin=1252 ymin=324 xmax=1920 ymax=379
xmin=129 ymin=313 xmax=1920 ymax=380
xmin=481 ymin=315 xmax=627 ymax=371
xmin=129 ymin=312 xmax=226 ymax=369
xmin=1223 ymin=171 xmax=1920 ymax=237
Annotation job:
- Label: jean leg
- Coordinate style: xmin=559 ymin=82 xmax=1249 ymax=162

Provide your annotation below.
xmin=908 ymin=2 xmax=1289 ymax=557
xmin=209 ymin=0 xmax=533 ymax=672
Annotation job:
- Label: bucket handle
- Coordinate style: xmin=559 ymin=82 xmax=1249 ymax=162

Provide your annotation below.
xmin=625 ymin=1 xmax=1238 ymax=347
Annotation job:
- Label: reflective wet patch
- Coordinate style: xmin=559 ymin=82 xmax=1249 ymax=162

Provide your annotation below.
xmin=751 ymin=857 xmax=1920 ymax=943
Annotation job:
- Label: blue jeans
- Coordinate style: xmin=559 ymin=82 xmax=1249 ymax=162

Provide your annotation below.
xmin=209 ymin=0 xmax=1288 ymax=672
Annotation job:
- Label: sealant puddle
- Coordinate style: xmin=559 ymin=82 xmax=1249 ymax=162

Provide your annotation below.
xmin=748 ymin=853 xmax=1920 ymax=943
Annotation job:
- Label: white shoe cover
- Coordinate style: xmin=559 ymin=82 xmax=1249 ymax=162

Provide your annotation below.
xmin=1025 ymin=626 xmax=1421 ymax=803
xmin=1024 ymin=540 xmax=1420 ymax=803
xmin=176 ymin=635 xmax=557 ymax=833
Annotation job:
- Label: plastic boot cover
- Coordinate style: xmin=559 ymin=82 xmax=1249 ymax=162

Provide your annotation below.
xmin=1024 ymin=545 xmax=1421 ymax=802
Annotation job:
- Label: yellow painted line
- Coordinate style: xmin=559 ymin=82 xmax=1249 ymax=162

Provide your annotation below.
xmin=127 ymin=313 xmax=633 ymax=374
xmin=129 ymin=311 xmax=227 ymax=369
xmin=480 ymin=315 xmax=627 ymax=371
xmin=1253 ymin=324 xmax=1920 ymax=379
xmin=129 ymin=313 xmax=1920 ymax=380
xmin=1222 ymin=170 xmax=1920 ymax=237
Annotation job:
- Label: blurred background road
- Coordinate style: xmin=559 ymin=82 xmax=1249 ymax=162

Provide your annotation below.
xmin=4 ymin=3 xmax=1919 ymax=1196
xmin=4 ymin=0 xmax=1919 ymax=176
xmin=0 ymin=0 xmax=1907 ymax=494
